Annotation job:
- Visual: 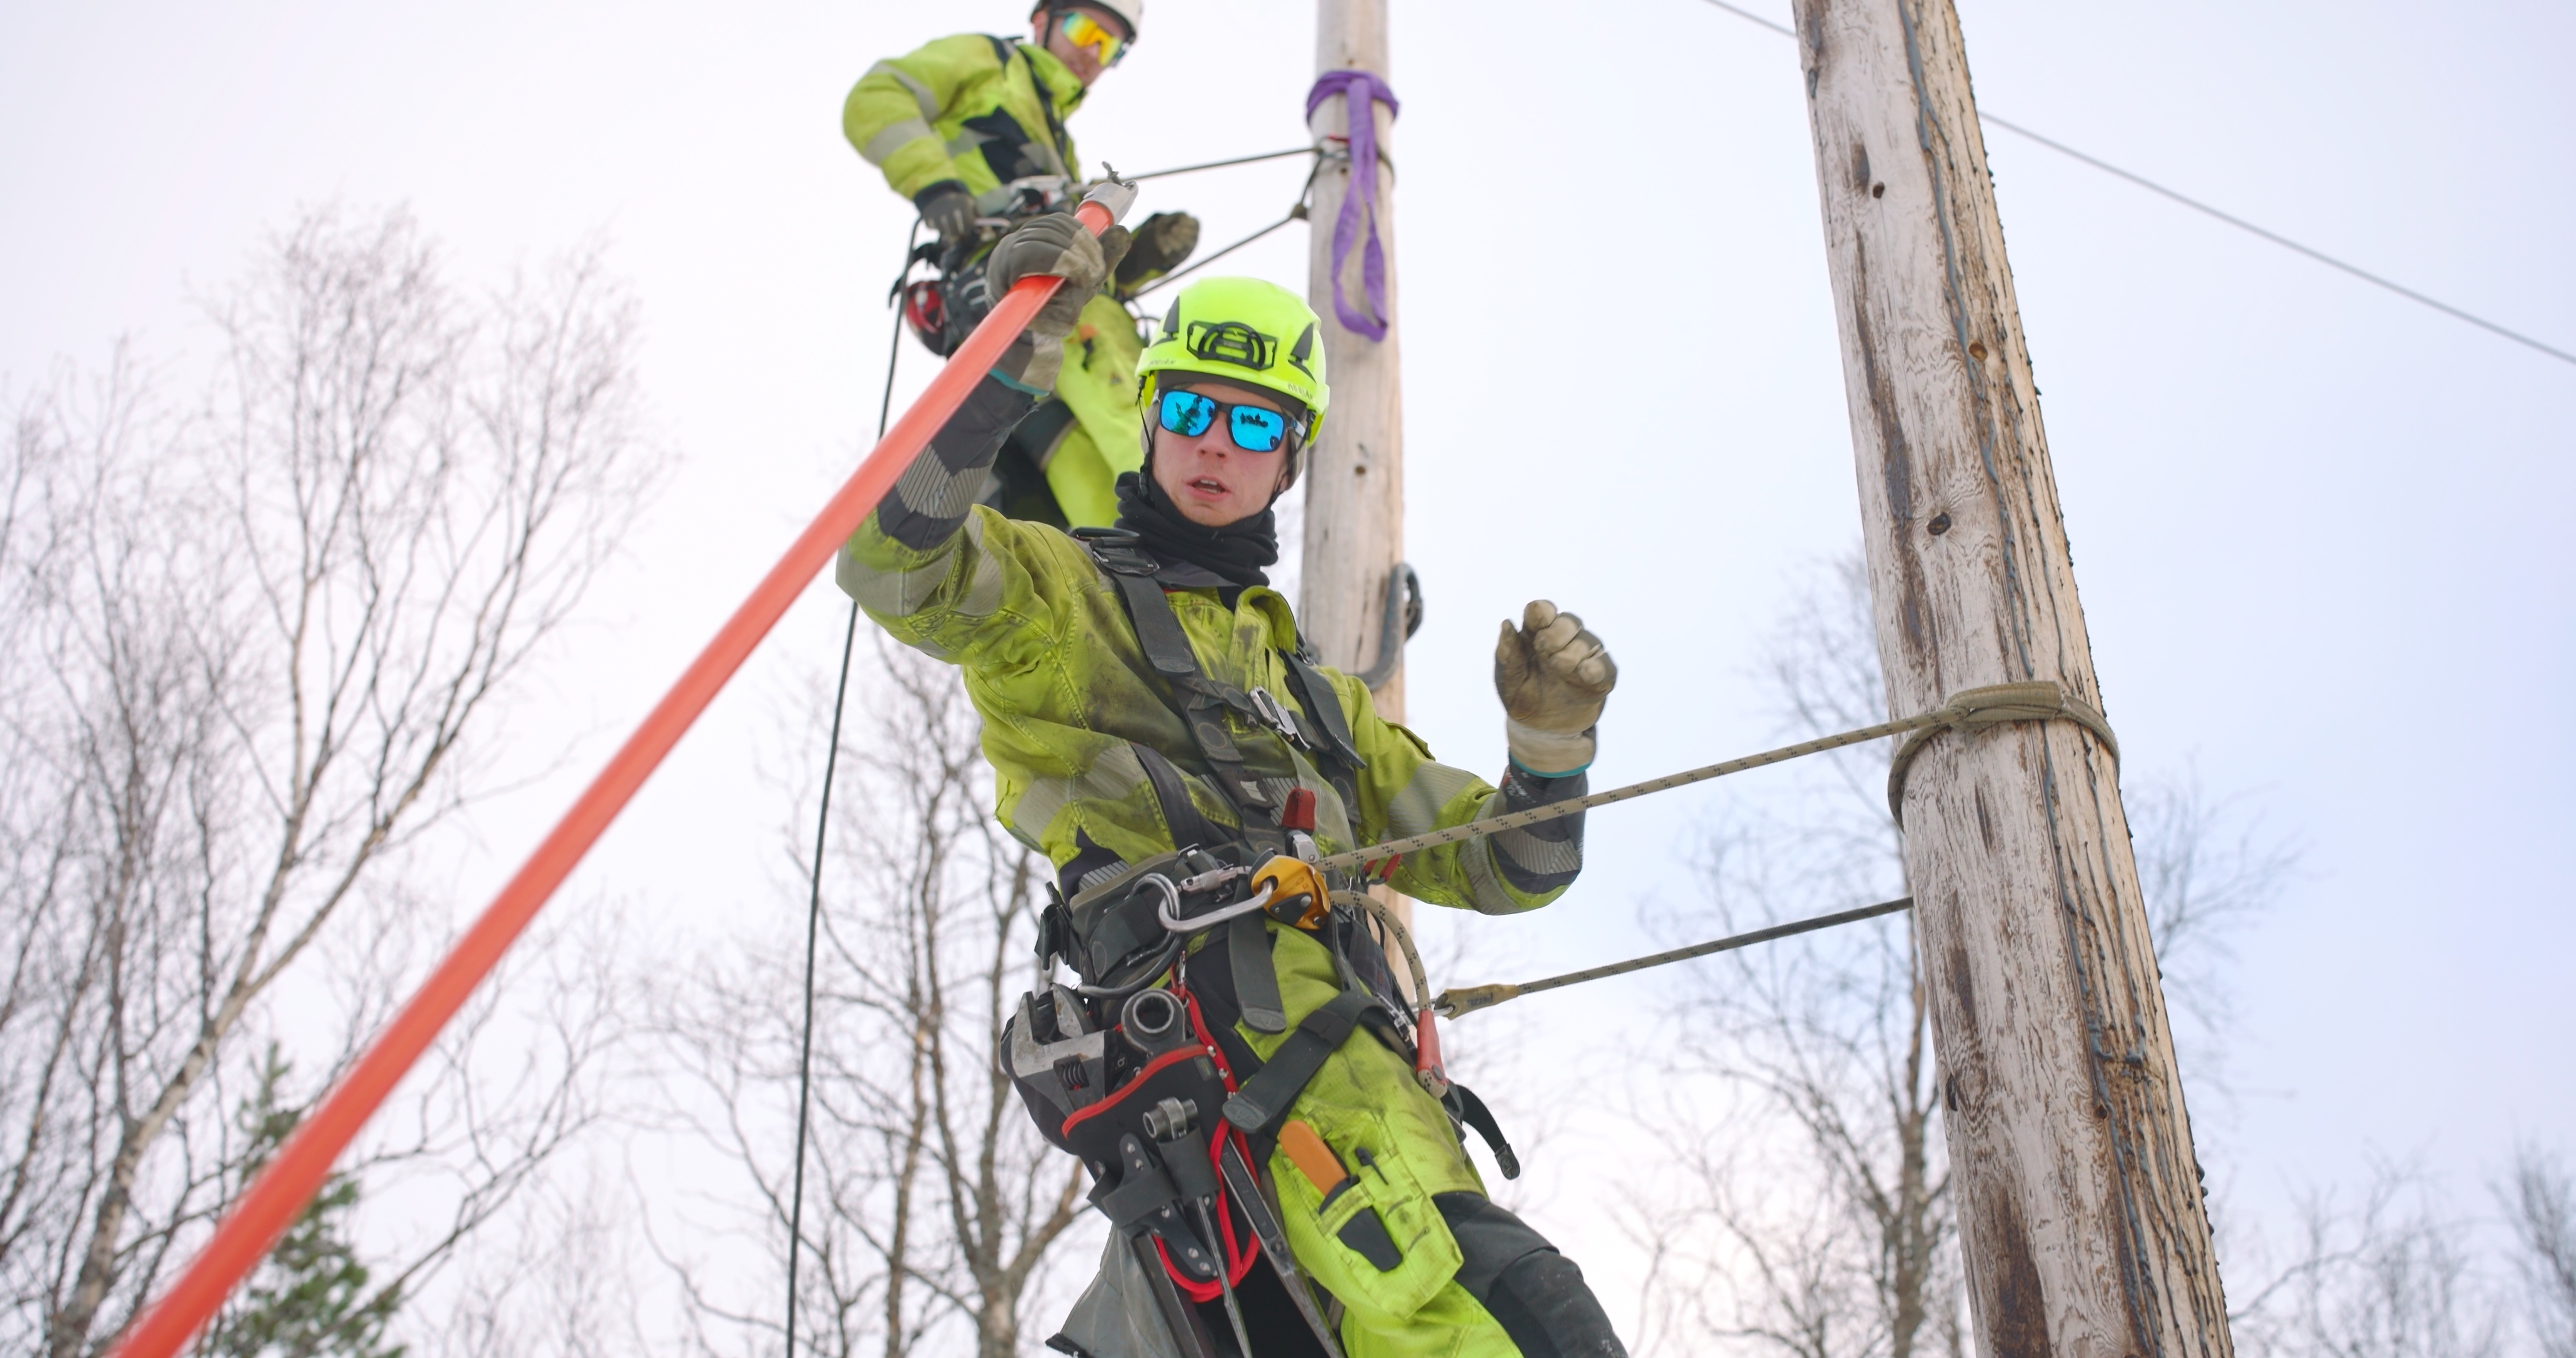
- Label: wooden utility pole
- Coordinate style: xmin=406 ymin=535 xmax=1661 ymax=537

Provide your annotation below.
xmin=1792 ymin=1 xmax=2234 ymax=1355
xmin=1301 ymin=0 xmax=1406 ymax=722
xmin=1302 ymin=0 xmax=1416 ymax=958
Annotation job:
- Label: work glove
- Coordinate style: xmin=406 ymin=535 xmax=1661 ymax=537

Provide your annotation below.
xmin=1114 ymin=210 xmax=1201 ymax=297
xmin=982 ymin=212 xmax=1131 ymax=390
xmin=914 ymin=181 xmax=979 ymax=243
xmin=1494 ymin=600 xmax=1618 ymax=776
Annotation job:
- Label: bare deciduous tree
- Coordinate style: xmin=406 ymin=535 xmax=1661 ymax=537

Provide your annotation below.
xmin=2505 ymin=1146 xmax=2576 ymax=1358
xmin=2230 ymin=1161 xmax=2504 ymax=1358
xmin=1624 ymin=552 xmax=2290 ymax=1358
xmin=0 ymin=203 xmax=648 ymax=1357
xmin=651 ymin=641 xmax=1091 ymax=1358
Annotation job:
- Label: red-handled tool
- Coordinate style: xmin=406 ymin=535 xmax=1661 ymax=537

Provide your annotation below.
xmin=106 ymin=180 xmax=1138 ymax=1358
xmin=1412 ymin=1006 xmax=1449 ymax=1096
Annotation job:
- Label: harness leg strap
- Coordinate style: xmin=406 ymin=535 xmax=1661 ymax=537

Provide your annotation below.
xmin=1220 ymin=989 xmax=1373 ymax=1135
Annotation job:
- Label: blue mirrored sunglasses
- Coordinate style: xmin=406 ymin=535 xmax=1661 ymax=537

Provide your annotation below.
xmin=1155 ymin=389 xmax=1298 ymax=453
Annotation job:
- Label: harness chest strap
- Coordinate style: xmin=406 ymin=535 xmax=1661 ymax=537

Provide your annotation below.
xmin=1281 ymin=648 xmax=1368 ymax=773
xmin=1084 ymin=533 xmax=1367 ymax=815
xmin=1101 ymin=565 xmax=1277 ymax=812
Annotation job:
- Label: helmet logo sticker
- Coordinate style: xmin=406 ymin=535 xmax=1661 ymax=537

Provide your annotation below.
xmin=1287 ymin=322 xmax=1316 ymax=378
xmin=1185 ymin=320 xmax=1276 ymax=371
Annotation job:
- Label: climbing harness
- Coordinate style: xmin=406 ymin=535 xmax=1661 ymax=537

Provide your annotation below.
xmin=899 ymin=173 xmax=1088 ymax=358
xmin=1000 ymin=531 xmax=1524 ymax=1358
xmin=980 ymin=534 xmax=2118 ymax=1358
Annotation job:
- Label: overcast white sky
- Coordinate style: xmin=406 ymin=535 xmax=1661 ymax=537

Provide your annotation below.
xmin=5 ymin=0 xmax=2571 ymax=1337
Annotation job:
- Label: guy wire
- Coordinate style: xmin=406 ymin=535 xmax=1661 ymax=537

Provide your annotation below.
xmin=1125 ymin=145 xmax=1317 ymax=180
xmin=1131 ymin=155 xmax=1324 ymax=302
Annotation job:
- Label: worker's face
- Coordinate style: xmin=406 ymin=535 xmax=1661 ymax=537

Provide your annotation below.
xmin=1032 ymin=6 xmax=1126 ymax=87
xmin=1150 ymin=380 xmax=1294 ymax=528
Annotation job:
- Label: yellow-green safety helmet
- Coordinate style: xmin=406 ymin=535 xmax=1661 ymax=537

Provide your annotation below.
xmin=1136 ymin=277 xmax=1330 ymax=450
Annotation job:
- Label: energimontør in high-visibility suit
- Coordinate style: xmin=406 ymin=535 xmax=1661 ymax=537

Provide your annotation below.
xmin=844 ymin=6 xmax=1163 ymax=531
xmin=839 ymin=215 xmax=1627 ymax=1357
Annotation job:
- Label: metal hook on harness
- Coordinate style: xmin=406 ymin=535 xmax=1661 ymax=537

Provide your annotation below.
xmin=1158 ymin=881 xmax=1276 ymax=932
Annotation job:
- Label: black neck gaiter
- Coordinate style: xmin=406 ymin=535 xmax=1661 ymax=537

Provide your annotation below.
xmin=1112 ymin=468 xmax=1279 ymax=587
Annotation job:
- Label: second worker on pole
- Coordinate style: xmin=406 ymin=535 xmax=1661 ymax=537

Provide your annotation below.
xmin=845 ymin=1 xmax=1201 ymax=529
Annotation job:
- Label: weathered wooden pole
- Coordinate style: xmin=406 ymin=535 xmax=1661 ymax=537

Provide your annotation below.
xmin=1301 ymin=0 xmax=1406 ymax=720
xmin=1790 ymin=1 xmax=2235 ymax=1354
xmin=1304 ymin=0 xmax=1413 ymax=949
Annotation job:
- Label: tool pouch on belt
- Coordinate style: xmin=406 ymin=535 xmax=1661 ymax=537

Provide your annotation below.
xmin=1269 ymin=1109 xmax=1467 ymax=1325
xmin=1063 ymin=1046 xmax=1235 ymax=1284
xmin=1007 ymin=850 xmax=1253 ymax=1152
xmin=1005 ymin=864 xmax=1280 ymax=1300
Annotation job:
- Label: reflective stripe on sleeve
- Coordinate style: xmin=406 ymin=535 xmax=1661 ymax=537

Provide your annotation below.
xmin=840 ymin=515 xmax=1002 ymax=623
xmin=1383 ymin=761 xmax=1480 ymax=841
xmin=1009 ymin=743 xmax=1153 ymax=845
xmin=865 ymin=61 xmax=941 ymax=121
xmin=860 ymin=118 xmax=937 ymax=165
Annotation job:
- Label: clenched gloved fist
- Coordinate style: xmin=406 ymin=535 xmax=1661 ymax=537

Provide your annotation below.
xmin=1494 ymin=600 xmax=1618 ymax=776
xmin=914 ymin=182 xmax=979 ymax=243
xmin=983 ymin=213 xmax=1131 ymax=389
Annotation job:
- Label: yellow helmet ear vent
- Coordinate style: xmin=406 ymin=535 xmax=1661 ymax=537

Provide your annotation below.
xmin=1185 ymin=319 xmax=1276 ymax=371
xmin=1287 ymin=322 xmax=1318 ymax=377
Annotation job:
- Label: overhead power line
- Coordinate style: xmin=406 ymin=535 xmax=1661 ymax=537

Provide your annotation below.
xmin=1692 ymin=0 xmax=2576 ymax=370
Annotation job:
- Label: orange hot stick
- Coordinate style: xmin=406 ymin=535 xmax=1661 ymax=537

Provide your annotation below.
xmin=106 ymin=193 xmax=1131 ymax=1358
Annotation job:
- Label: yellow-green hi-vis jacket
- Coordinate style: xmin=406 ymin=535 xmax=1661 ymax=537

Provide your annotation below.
xmin=845 ymin=33 xmax=1143 ymax=529
xmin=839 ymin=373 xmax=1592 ymax=1356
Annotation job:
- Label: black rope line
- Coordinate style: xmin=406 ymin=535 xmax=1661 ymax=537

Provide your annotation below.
xmin=1125 ymin=145 xmax=1318 ymax=181
xmin=786 ymin=219 xmax=916 ymax=1358
xmin=1689 ymin=0 xmax=2576 ymax=370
